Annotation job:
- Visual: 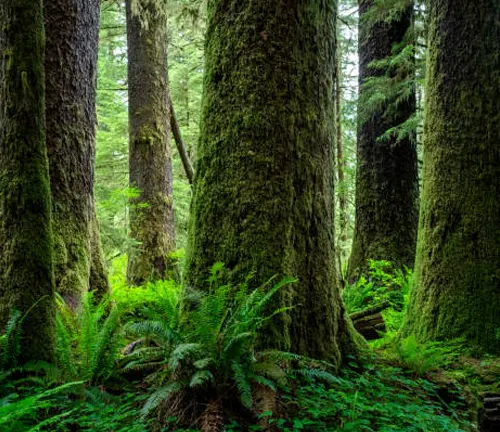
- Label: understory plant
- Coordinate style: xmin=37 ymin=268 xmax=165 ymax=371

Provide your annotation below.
xmin=123 ymin=265 xmax=339 ymax=430
xmin=343 ymin=260 xmax=411 ymax=315
xmin=55 ymin=292 xmax=123 ymax=385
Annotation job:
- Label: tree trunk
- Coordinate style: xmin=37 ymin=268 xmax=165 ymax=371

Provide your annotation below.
xmin=348 ymin=0 xmax=418 ymax=280
xmin=169 ymin=96 xmax=195 ymax=184
xmin=0 ymin=0 xmax=55 ymax=362
xmin=401 ymin=0 xmax=500 ymax=354
xmin=185 ymin=0 xmax=358 ymax=365
xmin=44 ymin=0 xmax=109 ymax=305
xmin=126 ymin=0 xmax=176 ymax=285
xmin=336 ymin=43 xmax=348 ymax=282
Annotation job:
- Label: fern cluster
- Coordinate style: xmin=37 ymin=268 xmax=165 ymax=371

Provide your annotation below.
xmin=55 ymin=292 xmax=123 ymax=385
xmin=343 ymin=260 xmax=411 ymax=315
xmin=123 ymin=265 xmax=338 ymax=429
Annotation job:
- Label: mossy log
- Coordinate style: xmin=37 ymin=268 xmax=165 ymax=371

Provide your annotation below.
xmin=350 ymin=301 xmax=390 ymax=340
xmin=480 ymin=393 xmax=500 ymax=432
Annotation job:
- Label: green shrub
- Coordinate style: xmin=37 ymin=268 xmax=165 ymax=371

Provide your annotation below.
xmin=343 ymin=260 xmax=411 ymax=315
xmin=55 ymin=292 xmax=123 ymax=385
xmin=123 ymin=265 xmax=339 ymax=429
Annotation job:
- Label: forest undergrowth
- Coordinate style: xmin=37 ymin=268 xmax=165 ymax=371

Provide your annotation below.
xmin=1 ymin=259 xmax=497 ymax=432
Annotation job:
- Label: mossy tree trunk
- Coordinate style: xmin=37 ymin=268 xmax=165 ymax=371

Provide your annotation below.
xmin=186 ymin=0 xmax=357 ymax=365
xmin=126 ymin=0 xmax=176 ymax=285
xmin=45 ymin=0 xmax=109 ymax=305
xmin=348 ymin=0 xmax=419 ymax=280
xmin=336 ymin=45 xmax=348 ymax=280
xmin=401 ymin=0 xmax=500 ymax=354
xmin=0 ymin=0 xmax=55 ymax=362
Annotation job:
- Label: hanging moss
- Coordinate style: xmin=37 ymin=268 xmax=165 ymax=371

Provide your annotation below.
xmin=401 ymin=0 xmax=500 ymax=354
xmin=185 ymin=0 xmax=359 ymax=366
xmin=348 ymin=0 xmax=419 ymax=281
xmin=44 ymin=0 xmax=109 ymax=304
xmin=0 ymin=0 xmax=55 ymax=362
xmin=126 ymin=0 xmax=176 ymax=285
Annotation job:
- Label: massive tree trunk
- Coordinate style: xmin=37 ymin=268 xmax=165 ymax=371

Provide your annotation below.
xmin=348 ymin=0 xmax=418 ymax=280
xmin=401 ymin=0 xmax=500 ymax=354
xmin=45 ymin=0 xmax=109 ymax=305
xmin=126 ymin=0 xmax=176 ymax=285
xmin=0 ymin=0 xmax=55 ymax=362
xmin=186 ymin=0 xmax=358 ymax=365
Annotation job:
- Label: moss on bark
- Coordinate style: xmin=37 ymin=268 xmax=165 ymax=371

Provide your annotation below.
xmin=126 ymin=0 xmax=176 ymax=285
xmin=401 ymin=0 xmax=500 ymax=354
xmin=186 ymin=0 xmax=358 ymax=366
xmin=348 ymin=0 xmax=419 ymax=281
xmin=45 ymin=0 xmax=109 ymax=305
xmin=0 ymin=0 xmax=55 ymax=362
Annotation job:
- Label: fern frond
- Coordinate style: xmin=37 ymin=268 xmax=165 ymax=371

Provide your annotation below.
xmin=249 ymin=373 xmax=277 ymax=392
xmin=168 ymin=343 xmax=203 ymax=370
xmin=231 ymin=361 xmax=253 ymax=410
xmin=141 ymin=382 xmax=182 ymax=418
xmin=189 ymin=370 xmax=215 ymax=388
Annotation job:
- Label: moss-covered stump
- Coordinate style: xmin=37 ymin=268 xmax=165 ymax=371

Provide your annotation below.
xmin=400 ymin=0 xmax=500 ymax=354
xmin=185 ymin=0 xmax=358 ymax=365
xmin=0 ymin=0 xmax=56 ymax=362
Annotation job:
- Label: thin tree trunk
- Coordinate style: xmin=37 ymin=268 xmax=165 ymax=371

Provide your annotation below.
xmin=348 ymin=0 xmax=418 ymax=280
xmin=169 ymin=96 xmax=195 ymax=184
xmin=186 ymin=0 xmax=359 ymax=365
xmin=44 ymin=0 xmax=109 ymax=306
xmin=126 ymin=0 xmax=176 ymax=285
xmin=0 ymin=0 xmax=55 ymax=362
xmin=401 ymin=0 xmax=500 ymax=354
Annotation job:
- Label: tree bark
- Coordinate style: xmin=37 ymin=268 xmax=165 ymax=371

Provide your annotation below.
xmin=169 ymin=96 xmax=195 ymax=184
xmin=185 ymin=0 xmax=358 ymax=365
xmin=44 ymin=0 xmax=109 ymax=306
xmin=348 ymin=0 xmax=418 ymax=280
xmin=0 ymin=0 xmax=55 ymax=362
xmin=126 ymin=0 xmax=176 ymax=285
xmin=336 ymin=43 xmax=348 ymax=281
xmin=401 ymin=0 xmax=500 ymax=354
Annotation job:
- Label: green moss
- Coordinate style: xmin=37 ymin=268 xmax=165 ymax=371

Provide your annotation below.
xmin=348 ymin=1 xmax=418 ymax=281
xmin=44 ymin=0 xmax=108 ymax=305
xmin=401 ymin=0 xmax=500 ymax=354
xmin=0 ymin=0 xmax=55 ymax=363
xmin=126 ymin=0 xmax=176 ymax=285
xmin=185 ymin=0 xmax=358 ymax=367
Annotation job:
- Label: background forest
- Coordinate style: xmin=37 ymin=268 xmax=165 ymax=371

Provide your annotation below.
xmin=0 ymin=0 xmax=499 ymax=431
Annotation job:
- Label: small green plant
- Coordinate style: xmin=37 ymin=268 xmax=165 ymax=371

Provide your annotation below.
xmin=384 ymin=335 xmax=463 ymax=376
xmin=0 ymin=310 xmax=22 ymax=372
xmin=0 ymin=381 xmax=83 ymax=431
xmin=55 ymin=292 xmax=123 ymax=385
xmin=271 ymin=363 xmax=468 ymax=432
xmin=343 ymin=260 xmax=411 ymax=315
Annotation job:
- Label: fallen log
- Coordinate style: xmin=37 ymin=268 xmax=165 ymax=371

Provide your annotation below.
xmin=480 ymin=393 xmax=500 ymax=432
xmin=350 ymin=301 xmax=391 ymax=340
